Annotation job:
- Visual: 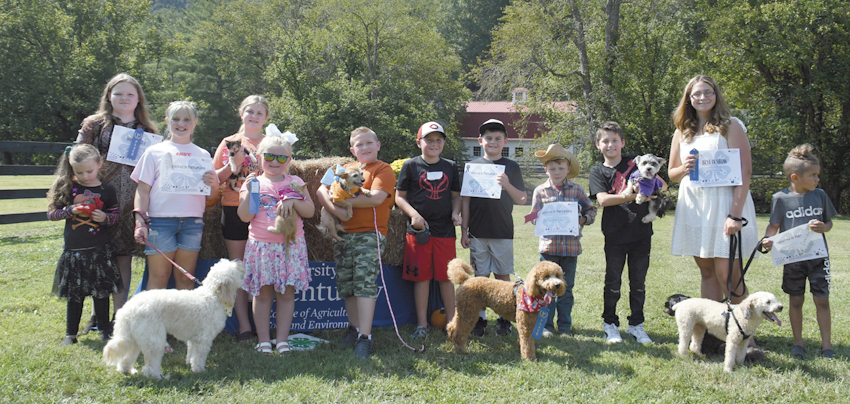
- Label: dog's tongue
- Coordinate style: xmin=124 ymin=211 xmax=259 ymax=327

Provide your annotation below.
xmin=767 ymin=312 xmax=782 ymax=326
xmin=544 ymin=290 xmax=554 ymax=306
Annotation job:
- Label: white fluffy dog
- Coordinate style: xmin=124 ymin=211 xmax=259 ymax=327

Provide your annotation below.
xmin=671 ymin=291 xmax=783 ymax=372
xmin=103 ymin=259 xmax=246 ymax=379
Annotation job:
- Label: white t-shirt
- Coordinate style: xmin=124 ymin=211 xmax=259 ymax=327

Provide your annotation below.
xmin=131 ymin=141 xmax=211 ymax=218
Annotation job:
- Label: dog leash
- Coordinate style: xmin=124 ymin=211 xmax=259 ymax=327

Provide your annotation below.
xmin=374 ymin=208 xmax=426 ymax=352
xmin=143 ymin=240 xmax=203 ymax=287
xmin=723 ymin=217 xmax=767 ymax=338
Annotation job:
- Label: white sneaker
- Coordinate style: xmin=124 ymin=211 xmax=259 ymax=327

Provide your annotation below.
xmin=541 ymin=330 xmax=555 ymax=338
xmin=626 ymin=324 xmax=653 ymax=344
xmin=603 ymin=322 xmax=622 ymax=343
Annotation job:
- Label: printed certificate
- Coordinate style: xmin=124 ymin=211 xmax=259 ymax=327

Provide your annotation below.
xmin=461 ymin=163 xmax=505 ymax=199
xmin=691 ymin=148 xmax=743 ymax=187
xmin=766 ymin=223 xmax=828 ymax=266
xmin=534 ymin=202 xmax=579 ymax=237
xmin=159 ymin=153 xmax=213 ymax=195
xmin=106 ymin=125 xmax=162 ymax=166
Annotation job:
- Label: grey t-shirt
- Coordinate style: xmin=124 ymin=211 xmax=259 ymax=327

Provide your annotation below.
xmin=769 ymin=187 xmax=837 ymax=233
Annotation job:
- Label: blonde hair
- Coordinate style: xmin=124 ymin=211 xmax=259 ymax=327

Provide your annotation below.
xmin=47 ymin=144 xmax=102 ymax=207
xmin=236 ymin=95 xmax=270 ymax=137
xmin=163 ymin=101 xmax=198 ymax=141
xmin=256 ymin=135 xmax=294 ymax=174
xmin=784 ymin=143 xmax=820 ymax=178
xmin=84 ymin=73 xmax=159 ymax=134
xmin=350 ymin=126 xmax=378 ymax=146
xmin=672 ymin=75 xmax=732 ymax=143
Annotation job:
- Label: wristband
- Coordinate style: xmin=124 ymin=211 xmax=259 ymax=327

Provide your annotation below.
xmin=727 ymin=214 xmax=743 ymax=222
xmin=133 ymin=208 xmax=151 ymax=225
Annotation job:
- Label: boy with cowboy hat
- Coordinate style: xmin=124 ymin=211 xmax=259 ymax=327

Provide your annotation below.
xmin=527 ymin=143 xmax=597 ymax=337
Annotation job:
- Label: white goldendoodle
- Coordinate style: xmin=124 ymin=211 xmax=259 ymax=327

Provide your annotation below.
xmin=672 ymin=291 xmax=783 ymax=372
xmin=103 ymin=259 xmax=246 ymax=379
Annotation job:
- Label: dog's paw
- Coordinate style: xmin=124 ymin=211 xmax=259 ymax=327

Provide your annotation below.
xmin=641 ymin=214 xmax=657 ymax=223
xmin=635 ymin=194 xmax=647 ymax=204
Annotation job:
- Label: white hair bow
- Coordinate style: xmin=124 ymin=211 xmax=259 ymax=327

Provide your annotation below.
xmin=265 ymin=123 xmax=299 ymax=145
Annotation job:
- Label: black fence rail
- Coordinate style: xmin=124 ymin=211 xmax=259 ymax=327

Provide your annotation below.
xmin=0 ymin=141 xmax=70 ymax=224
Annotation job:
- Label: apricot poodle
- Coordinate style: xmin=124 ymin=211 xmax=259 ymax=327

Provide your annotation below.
xmin=446 ymin=258 xmax=566 ymax=361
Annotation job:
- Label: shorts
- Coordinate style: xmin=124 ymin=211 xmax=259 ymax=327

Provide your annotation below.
xmin=145 ymin=217 xmax=204 ymax=255
xmin=469 ymin=238 xmax=514 ymax=276
xmin=783 ymin=257 xmax=830 ymax=297
xmin=334 ymin=232 xmax=385 ymax=299
xmin=402 ymin=234 xmax=456 ymax=282
xmin=221 ymin=206 xmax=249 ymax=241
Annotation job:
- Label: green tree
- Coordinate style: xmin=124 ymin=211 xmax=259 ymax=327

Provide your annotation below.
xmin=0 ymin=0 xmax=158 ymax=163
xmin=706 ymin=0 xmax=850 ymax=211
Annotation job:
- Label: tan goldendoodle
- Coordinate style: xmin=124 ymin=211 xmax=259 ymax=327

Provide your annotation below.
xmin=103 ymin=259 xmax=246 ymax=379
xmin=672 ymin=291 xmax=783 ymax=372
xmin=446 ymin=258 xmax=566 ymax=361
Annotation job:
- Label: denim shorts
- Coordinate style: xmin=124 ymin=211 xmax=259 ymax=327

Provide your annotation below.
xmin=145 ymin=217 xmax=204 ymax=255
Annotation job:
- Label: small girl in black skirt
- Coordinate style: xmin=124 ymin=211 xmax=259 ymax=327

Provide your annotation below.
xmin=48 ymin=143 xmax=123 ymax=345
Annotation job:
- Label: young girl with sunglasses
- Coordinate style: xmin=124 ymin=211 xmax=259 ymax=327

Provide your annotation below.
xmin=237 ymin=130 xmax=314 ymax=355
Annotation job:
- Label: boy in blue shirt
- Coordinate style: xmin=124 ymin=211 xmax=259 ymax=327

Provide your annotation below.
xmin=460 ymin=119 xmax=527 ymax=337
xmin=762 ymin=144 xmax=836 ymax=359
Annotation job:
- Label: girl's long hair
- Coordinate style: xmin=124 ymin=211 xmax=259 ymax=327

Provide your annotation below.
xmin=672 ymin=75 xmax=732 ymax=143
xmin=163 ymin=101 xmax=198 ymax=142
xmin=47 ymin=144 xmax=102 ymax=207
xmin=83 ymin=73 xmax=159 ymax=134
xmin=235 ymin=95 xmax=270 ymax=137
xmin=256 ymin=135 xmax=293 ymax=175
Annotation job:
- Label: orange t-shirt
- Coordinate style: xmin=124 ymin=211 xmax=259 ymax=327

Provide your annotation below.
xmin=341 ymin=161 xmax=395 ymax=235
xmin=213 ymin=134 xmax=264 ymax=207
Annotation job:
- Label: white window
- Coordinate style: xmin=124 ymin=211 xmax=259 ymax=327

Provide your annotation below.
xmin=473 ymin=146 xmax=482 ymax=157
xmin=501 ymin=147 xmax=509 ymax=158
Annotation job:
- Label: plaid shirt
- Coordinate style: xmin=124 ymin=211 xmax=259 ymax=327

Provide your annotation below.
xmin=530 ymin=178 xmax=597 ymax=256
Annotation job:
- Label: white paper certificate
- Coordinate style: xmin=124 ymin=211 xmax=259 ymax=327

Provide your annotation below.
xmin=766 ymin=223 xmax=828 ymax=266
xmin=691 ymin=148 xmax=743 ymax=187
xmin=106 ymin=125 xmax=162 ymax=166
xmin=461 ymin=163 xmax=505 ymax=199
xmin=159 ymin=153 xmax=213 ymax=195
xmin=534 ymin=202 xmax=579 ymax=237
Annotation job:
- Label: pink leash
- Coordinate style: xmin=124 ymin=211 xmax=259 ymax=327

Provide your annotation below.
xmin=374 ymin=208 xmax=426 ymax=352
xmin=143 ymin=240 xmax=203 ymax=287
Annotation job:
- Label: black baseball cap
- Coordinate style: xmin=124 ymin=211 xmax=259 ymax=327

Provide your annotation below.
xmin=479 ymin=119 xmax=507 ymax=136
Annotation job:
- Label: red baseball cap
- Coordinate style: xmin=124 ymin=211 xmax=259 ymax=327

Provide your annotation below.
xmin=416 ymin=121 xmax=446 ymax=141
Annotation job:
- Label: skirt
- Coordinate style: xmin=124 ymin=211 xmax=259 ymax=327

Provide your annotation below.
xmin=243 ymin=237 xmax=311 ymax=296
xmin=52 ymin=243 xmax=123 ymax=302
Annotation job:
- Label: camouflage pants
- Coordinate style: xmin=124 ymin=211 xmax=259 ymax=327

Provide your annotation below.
xmin=334 ymin=232 xmax=385 ymax=299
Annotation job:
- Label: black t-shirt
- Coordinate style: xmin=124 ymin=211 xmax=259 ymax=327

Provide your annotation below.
xmin=588 ymin=154 xmax=653 ymax=244
xmin=467 ymin=157 xmax=526 ymax=239
xmin=396 ymin=156 xmax=462 ymax=238
xmin=62 ymin=183 xmax=119 ymax=250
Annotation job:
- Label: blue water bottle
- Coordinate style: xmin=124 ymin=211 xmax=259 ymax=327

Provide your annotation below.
xmin=689 ymin=148 xmax=699 ymax=182
xmin=248 ymin=178 xmax=260 ymax=214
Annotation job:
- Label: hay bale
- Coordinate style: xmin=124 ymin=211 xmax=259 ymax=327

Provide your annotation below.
xmin=382 ymin=207 xmax=408 ymax=267
xmin=199 ymin=195 xmax=228 ymax=260
xmin=290 ymin=156 xmax=355 ymax=262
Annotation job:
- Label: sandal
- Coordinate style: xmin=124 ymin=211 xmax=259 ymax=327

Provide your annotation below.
xmin=236 ymin=331 xmax=255 ymax=343
xmin=276 ymin=341 xmax=291 ymax=354
xmin=255 ymin=342 xmax=273 ymax=356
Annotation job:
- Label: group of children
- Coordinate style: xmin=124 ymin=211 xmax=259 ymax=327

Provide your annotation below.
xmin=49 ymin=73 xmax=835 ymax=362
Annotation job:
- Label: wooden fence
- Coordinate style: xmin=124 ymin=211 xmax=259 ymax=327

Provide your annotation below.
xmin=0 ymin=141 xmax=70 ymax=224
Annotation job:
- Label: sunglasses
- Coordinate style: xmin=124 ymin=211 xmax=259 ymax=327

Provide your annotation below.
xmin=263 ymin=153 xmax=290 ymax=164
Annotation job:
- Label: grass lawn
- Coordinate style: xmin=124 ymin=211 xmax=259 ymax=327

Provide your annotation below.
xmin=1 ymin=176 xmax=848 ymax=403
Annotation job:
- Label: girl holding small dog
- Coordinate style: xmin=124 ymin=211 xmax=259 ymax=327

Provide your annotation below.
xmin=668 ymin=76 xmax=759 ymax=318
xmin=212 ymin=95 xmax=270 ymax=343
xmin=48 ymin=143 xmax=123 ymax=345
xmin=75 ymin=73 xmax=158 ymax=329
xmin=237 ymin=133 xmax=314 ymax=355
xmin=132 ymin=101 xmax=219 ymax=292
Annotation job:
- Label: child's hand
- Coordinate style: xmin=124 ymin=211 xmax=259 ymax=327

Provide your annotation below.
xmin=90 ymin=209 xmax=106 ymax=223
xmin=495 ymin=173 xmax=510 ymax=188
xmin=134 ymin=225 xmax=148 ymax=244
xmin=70 ymin=204 xmax=83 ymax=215
xmin=460 ymin=232 xmax=470 ymax=249
xmin=277 ymin=199 xmax=296 ymax=218
xmin=410 ymin=215 xmax=428 ymax=230
xmin=761 ymin=238 xmax=773 ymax=252
xmin=809 ymin=219 xmax=827 ymax=233
xmin=202 ymin=170 xmax=218 ymax=188
xmin=452 ymin=212 xmax=462 ymax=227
xmin=682 ymin=153 xmax=697 ymax=173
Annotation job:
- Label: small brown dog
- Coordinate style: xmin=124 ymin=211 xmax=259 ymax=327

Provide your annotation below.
xmin=446 ymin=258 xmax=567 ymax=361
xmin=267 ymin=181 xmax=305 ymax=245
xmin=318 ymin=164 xmax=371 ymax=242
